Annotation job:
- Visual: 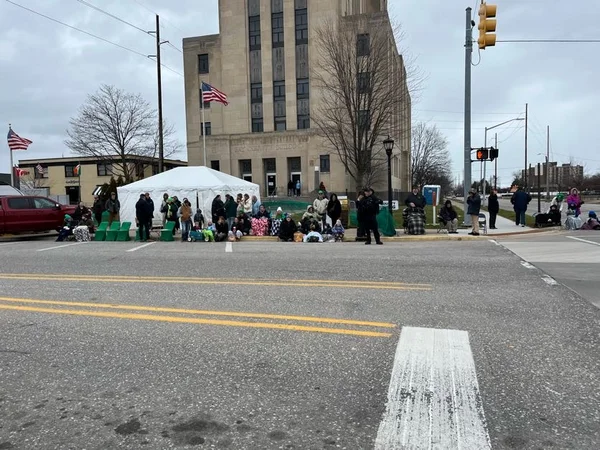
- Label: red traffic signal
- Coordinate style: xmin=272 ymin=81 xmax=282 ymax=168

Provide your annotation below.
xmin=476 ymin=148 xmax=489 ymax=160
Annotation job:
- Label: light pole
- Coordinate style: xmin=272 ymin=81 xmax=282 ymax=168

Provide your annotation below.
xmin=383 ymin=136 xmax=395 ymax=219
xmin=483 ymin=117 xmax=525 ymax=199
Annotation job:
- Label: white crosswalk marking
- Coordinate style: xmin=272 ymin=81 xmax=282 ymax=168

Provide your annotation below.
xmin=375 ymin=327 xmax=491 ymax=450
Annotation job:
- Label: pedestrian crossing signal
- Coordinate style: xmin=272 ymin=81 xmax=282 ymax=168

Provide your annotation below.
xmin=489 ymin=147 xmax=498 ymax=161
xmin=476 ymin=148 xmax=489 ymax=160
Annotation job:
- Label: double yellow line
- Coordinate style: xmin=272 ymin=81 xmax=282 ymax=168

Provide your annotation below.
xmin=0 ymin=296 xmax=396 ymax=338
xmin=0 ymin=273 xmax=432 ymax=291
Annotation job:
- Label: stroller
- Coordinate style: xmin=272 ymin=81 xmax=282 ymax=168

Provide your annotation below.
xmin=534 ymin=205 xmax=561 ymax=228
xmin=188 ymin=230 xmax=205 ymax=242
xmin=403 ymin=207 xmax=426 ymax=235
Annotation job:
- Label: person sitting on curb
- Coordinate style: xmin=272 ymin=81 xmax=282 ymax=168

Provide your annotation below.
xmin=331 ymin=219 xmax=345 ymax=242
xmin=278 ymin=214 xmax=297 ymax=242
xmin=303 ymin=224 xmax=324 ymax=242
xmin=439 ymin=200 xmax=459 ymax=234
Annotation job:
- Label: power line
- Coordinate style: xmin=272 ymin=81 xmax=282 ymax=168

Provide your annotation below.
xmin=75 ymin=0 xmax=150 ymax=36
xmin=498 ymin=39 xmax=600 ymax=43
xmin=5 ymin=0 xmax=183 ymax=77
xmin=414 ymin=109 xmax=524 ymax=115
xmin=128 ymin=0 xmax=186 ymax=34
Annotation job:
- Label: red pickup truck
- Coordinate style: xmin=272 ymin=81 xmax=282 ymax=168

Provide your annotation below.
xmin=0 ymin=196 xmax=77 ymax=234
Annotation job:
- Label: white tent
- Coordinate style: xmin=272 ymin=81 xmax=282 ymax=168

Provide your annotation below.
xmin=117 ymin=166 xmax=261 ymax=228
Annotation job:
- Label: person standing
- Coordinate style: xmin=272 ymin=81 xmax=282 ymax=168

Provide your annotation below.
xmin=488 ymin=189 xmax=499 ymax=229
xmin=144 ymin=192 xmax=154 ymax=240
xmin=160 ymin=193 xmax=169 ymax=227
xmin=211 ymin=195 xmax=225 ymax=223
xmin=566 ymin=188 xmax=584 ymax=217
xmin=358 ymin=187 xmax=383 ymax=245
xmin=92 ymin=195 xmax=103 ymax=225
xmin=178 ymin=198 xmax=193 ymax=242
xmin=287 ymin=179 xmax=294 ymax=197
xmin=224 ymin=194 xmax=238 ymax=230
xmin=511 ymin=186 xmax=532 ymax=227
xmin=326 ymin=193 xmax=342 ymax=226
xmin=313 ymin=190 xmax=329 ymax=230
xmin=295 ymin=180 xmax=301 ymax=197
xmin=135 ymin=194 xmax=152 ymax=242
xmin=467 ymin=189 xmax=481 ymax=236
xmin=105 ymin=192 xmax=120 ymax=225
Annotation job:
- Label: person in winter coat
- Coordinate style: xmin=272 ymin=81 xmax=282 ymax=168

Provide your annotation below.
xmin=105 ymin=192 xmax=120 ymax=225
xmin=467 ymin=189 xmax=481 ymax=236
xmin=313 ymin=190 xmax=329 ymax=229
xmin=511 ymin=187 xmax=532 ymax=227
xmin=288 ymin=180 xmax=295 ymax=197
xmin=242 ymin=194 xmax=252 ymax=215
xmin=295 ymin=180 xmax=301 ymax=196
xmin=214 ymin=216 xmax=229 ymax=241
xmin=301 ymin=205 xmax=320 ymax=233
xmin=405 ymin=186 xmax=426 ymax=209
xmin=357 ymin=187 xmax=383 ymax=245
xmin=224 ymin=194 xmax=238 ymax=230
xmin=487 ymin=189 xmax=500 ymax=229
xmin=566 ymin=188 xmax=584 ymax=217
xmin=278 ymin=214 xmax=297 ymax=241
xmin=547 ymin=193 xmax=565 ymax=214
xmin=331 ymin=219 xmax=345 ymax=241
xmin=440 ymin=200 xmax=459 ymax=233
xmin=580 ymin=211 xmax=600 ymax=230
xmin=251 ymin=195 xmax=261 ymax=217
xmin=211 ymin=195 xmax=226 ymax=223
xmin=193 ymin=209 xmax=205 ymax=230
xmin=92 ymin=195 xmax=104 ymax=225
xmin=136 ymin=194 xmax=153 ymax=241
xmin=326 ymin=193 xmax=342 ymax=226
xmin=178 ymin=198 xmax=193 ymax=242
xmin=160 ymin=193 xmax=169 ymax=226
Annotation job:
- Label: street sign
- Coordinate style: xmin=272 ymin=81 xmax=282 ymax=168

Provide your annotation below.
xmin=380 ymin=200 xmax=399 ymax=211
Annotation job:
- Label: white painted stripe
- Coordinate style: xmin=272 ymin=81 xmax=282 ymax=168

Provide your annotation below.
xmin=0 ymin=241 xmax=23 ymax=247
xmin=521 ymin=261 xmax=535 ymax=269
xmin=542 ymin=275 xmax=558 ymax=286
xmin=375 ymin=327 xmax=491 ymax=450
xmin=225 ymin=241 xmax=233 ymax=253
xmin=488 ymin=239 xmax=500 ymax=246
xmin=566 ymin=236 xmax=600 ymax=247
xmin=126 ymin=241 xmax=156 ymax=252
xmin=37 ymin=242 xmax=84 ymax=252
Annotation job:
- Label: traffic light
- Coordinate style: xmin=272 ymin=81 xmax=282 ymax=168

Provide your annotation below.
xmin=478 ymin=2 xmax=497 ymax=50
xmin=476 ymin=148 xmax=489 ymax=160
xmin=489 ymin=147 xmax=498 ymax=161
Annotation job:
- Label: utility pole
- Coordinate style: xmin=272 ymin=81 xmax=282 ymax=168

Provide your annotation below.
xmin=463 ymin=7 xmax=473 ymax=225
xmin=149 ymin=15 xmax=165 ymax=173
xmin=546 ymin=125 xmax=550 ymax=199
xmin=524 ymin=103 xmax=528 ymax=190
xmin=494 ymin=133 xmax=498 ymax=190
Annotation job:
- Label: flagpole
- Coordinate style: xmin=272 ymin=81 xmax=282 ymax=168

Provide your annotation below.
xmin=78 ymin=161 xmax=81 ymax=203
xmin=201 ymin=101 xmax=207 ymax=167
xmin=8 ymin=123 xmax=14 ymax=187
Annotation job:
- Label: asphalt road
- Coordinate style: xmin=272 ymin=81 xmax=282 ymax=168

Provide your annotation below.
xmin=0 ymin=238 xmax=599 ymax=449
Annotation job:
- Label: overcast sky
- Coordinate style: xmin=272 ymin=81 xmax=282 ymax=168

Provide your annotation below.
xmin=1 ymin=0 xmax=598 ymax=186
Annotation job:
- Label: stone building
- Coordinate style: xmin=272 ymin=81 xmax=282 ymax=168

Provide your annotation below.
xmin=183 ymin=0 xmax=411 ymax=197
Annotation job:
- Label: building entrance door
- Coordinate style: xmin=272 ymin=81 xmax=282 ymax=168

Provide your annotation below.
xmin=291 ymin=173 xmax=301 ymax=196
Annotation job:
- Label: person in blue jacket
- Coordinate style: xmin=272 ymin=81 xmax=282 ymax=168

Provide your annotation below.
xmin=511 ymin=186 xmax=532 ymax=227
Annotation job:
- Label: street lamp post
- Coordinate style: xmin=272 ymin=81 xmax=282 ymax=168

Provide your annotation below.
xmin=383 ymin=137 xmax=395 ymax=218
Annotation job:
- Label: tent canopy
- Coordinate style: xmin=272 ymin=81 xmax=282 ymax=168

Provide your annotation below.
xmin=117 ymin=166 xmax=261 ymax=228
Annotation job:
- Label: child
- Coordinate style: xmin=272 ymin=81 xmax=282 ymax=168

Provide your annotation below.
xmin=303 ymin=224 xmax=323 ymax=243
xmin=202 ymin=221 xmax=216 ymax=242
xmin=331 ymin=219 xmax=345 ymax=242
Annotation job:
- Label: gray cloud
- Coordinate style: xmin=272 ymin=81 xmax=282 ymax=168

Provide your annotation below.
xmin=1 ymin=0 xmax=598 ymax=186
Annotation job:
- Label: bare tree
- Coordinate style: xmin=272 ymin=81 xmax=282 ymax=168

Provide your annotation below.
xmin=65 ymin=85 xmax=180 ymax=183
xmin=313 ymin=14 xmax=420 ymax=192
xmin=410 ymin=122 xmax=451 ymax=191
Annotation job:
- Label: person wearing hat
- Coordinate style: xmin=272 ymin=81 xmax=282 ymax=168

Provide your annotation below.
xmin=313 ymin=190 xmax=329 ymax=230
xmin=548 ymin=193 xmax=565 ymax=214
xmin=467 ymin=188 xmax=482 ymax=235
xmin=357 ymin=187 xmax=383 ymax=244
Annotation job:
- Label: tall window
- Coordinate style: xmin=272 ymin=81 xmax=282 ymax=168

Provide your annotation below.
xmin=295 ymin=9 xmax=308 ymax=44
xmin=297 ymin=116 xmax=310 ymax=130
xmin=296 ymin=79 xmax=309 ymax=99
xmin=272 ymin=12 xmax=284 ymax=47
xmin=358 ymin=110 xmax=371 ymax=132
xmin=198 ymin=54 xmax=209 ymax=74
xmin=201 ymin=122 xmax=212 ymax=136
xmin=252 ymin=119 xmax=264 ymax=133
xmin=356 ymin=34 xmax=370 ymax=56
xmin=251 ymin=83 xmax=263 ymax=103
xmin=249 ymin=15 xmax=261 ymax=51
xmin=319 ymin=155 xmax=330 ymax=173
xmin=64 ymin=164 xmax=77 ymax=178
xmin=357 ymin=72 xmax=371 ymax=94
xmin=273 ymin=80 xmax=286 ymax=132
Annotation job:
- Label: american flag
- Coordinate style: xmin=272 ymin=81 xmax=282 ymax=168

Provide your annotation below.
xmin=36 ymin=164 xmax=44 ymax=173
xmin=202 ymin=82 xmax=228 ymax=106
xmin=7 ymin=128 xmax=33 ymax=151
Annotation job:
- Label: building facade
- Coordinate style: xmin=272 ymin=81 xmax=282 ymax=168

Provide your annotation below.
xmin=17 ymin=156 xmax=187 ymax=205
xmin=522 ymin=162 xmax=585 ymax=192
xmin=183 ymin=0 xmax=411 ymax=197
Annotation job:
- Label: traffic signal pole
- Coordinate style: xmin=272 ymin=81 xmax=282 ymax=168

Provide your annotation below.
xmin=463 ymin=7 xmax=473 ymax=226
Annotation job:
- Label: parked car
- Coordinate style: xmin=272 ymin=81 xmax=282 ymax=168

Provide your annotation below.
xmin=0 ymin=184 xmax=24 ymax=196
xmin=0 ymin=196 xmax=77 ymax=234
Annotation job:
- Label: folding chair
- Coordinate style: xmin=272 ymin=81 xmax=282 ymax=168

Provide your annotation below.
xmin=105 ymin=222 xmax=121 ymax=241
xmin=116 ymin=222 xmax=132 ymax=241
xmin=160 ymin=222 xmax=176 ymax=242
xmin=94 ymin=222 xmax=109 ymax=241
xmin=478 ymin=213 xmax=488 ymax=235
xmin=437 ymin=216 xmax=448 ymax=234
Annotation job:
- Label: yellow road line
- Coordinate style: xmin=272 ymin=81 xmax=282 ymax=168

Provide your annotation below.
xmin=0 ymin=296 xmax=396 ymax=328
xmin=0 ymin=273 xmax=432 ymax=291
xmin=0 ymin=304 xmax=393 ymax=338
